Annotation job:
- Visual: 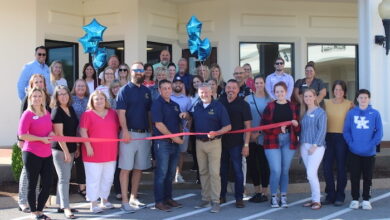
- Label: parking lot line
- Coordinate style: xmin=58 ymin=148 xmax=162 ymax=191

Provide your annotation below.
xmin=319 ymin=192 xmax=390 ymax=220
xmin=238 ymin=197 xmax=311 ymax=220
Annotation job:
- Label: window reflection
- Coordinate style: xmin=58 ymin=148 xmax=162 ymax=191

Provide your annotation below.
xmin=308 ymin=44 xmax=357 ymax=100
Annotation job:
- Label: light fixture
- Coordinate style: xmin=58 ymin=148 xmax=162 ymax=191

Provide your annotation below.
xmin=376 ymin=0 xmax=390 ymax=55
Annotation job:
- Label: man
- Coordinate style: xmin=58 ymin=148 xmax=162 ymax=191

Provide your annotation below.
xmin=219 ymin=79 xmax=252 ymax=208
xmin=170 ymin=76 xmax=192 ymax=183
xmin=151 ymin=79 xmax=189 ymax=211
xmin=232 ymin=66 xmax=251 ymax=98
xmin=174 ymin=58 xmax=193 ymax=94
xmin=265 ymin=57 xmax=294 ymax=100
xmin=242 ymin=63 xmax=256 ymax=92
xmin=17 ymin=46 xmax=52 ymax=100
xmin=116 ymin=61 xmax=152 ymax=213
xmin=98 ymin=55 xmax=120 ymax=79
xmin=192 ymin=83 xmax=231 ymax=213
xmin=153 ymin=49 xmax=171 ymax=70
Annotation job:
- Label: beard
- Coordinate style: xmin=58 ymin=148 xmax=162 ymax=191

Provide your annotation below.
xmin=161 ymin=60 xmax=169 ymax=66
xmin=173 ymin=86 xmax=182 ymax=93
xmin=135 ymin=75 xmax=145 ymax=84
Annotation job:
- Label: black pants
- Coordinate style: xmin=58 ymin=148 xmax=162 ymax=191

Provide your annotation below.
xmin=22 ymin=151 xmax=53 ymax=212
xmin=74 ymin=154 xmax=85 ymax=185
xmin=348 ymin=152 xmax=375 ymax=201
xmin=247 ymin=143 xmax=270 ymax=187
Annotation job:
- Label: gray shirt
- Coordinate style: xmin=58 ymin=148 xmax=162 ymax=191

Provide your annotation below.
xmin=300 ymin=107 xmax=327 ymax=146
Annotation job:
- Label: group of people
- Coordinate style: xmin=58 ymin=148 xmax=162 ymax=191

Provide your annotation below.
xmin=16 ymin=47 xmax=383 ymax=219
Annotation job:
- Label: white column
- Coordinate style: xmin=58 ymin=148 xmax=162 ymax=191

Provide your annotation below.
xmin=358 ymin=0 xmax=390 ymax=140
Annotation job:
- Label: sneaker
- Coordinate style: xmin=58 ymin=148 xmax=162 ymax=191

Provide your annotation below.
xmin=210 ymin=202 xmax=220 ymax=213
xmin=129 ymin=198 xmax=146 ymax=209
xmin=362 ymin=200 xmax=372 ymax=210
xmin=349 ymin=200 xmax=360 ymax=209
xmin=90 ymin=205 xmax=103 ymax=213
xmin=174 ymin=173 xmax=185 ymax=183
xmin=280 ymin=195 xmax=288 ymax=208
xmin=121 ymin=203 xmax=136 ymax=213
xmin=101 ymin=202 xmax=114 ymax=209
xmin=249 ymin=193 xmax=262 ymax=203
xmin=194 ymin=200 xmax=211 ymax=209
xmin=270 ymin=195 xmax=279 ymax=208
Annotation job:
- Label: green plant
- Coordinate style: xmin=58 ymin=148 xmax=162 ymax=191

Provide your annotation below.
xmin=11 ymin=143 xmax=23 ymax=182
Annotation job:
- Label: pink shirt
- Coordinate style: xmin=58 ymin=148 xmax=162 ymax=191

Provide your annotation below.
xmin=80 ymin=109 xmax=119 ymax=163
xmin=18 ymin=110 xmax=53 ymax=158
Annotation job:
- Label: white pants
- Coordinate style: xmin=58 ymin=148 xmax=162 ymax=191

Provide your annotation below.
xmin=84 ymin=161 xmax=116 ymax=202
xmin=300 ymin=143 xmax=325 ymax=203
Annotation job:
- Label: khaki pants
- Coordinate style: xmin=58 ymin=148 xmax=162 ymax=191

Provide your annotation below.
xmin=196 ymin=139 xmax=222 ymax=203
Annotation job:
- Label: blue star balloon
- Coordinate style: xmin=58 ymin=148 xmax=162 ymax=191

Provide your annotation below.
xmin=93 ymin=47 xmax=107 ymax=69
xmin=198 ymin=38 xmax=211 ymax=61
xmin=186 ymin=16 xmax=202 ymax=39
xmin=188 ymin=36 xmax=201 ymax=55
xmin=83 ymin=18 xmax=107 ymax=42
xmin=79 ymin=34 xmax=98 ymax=54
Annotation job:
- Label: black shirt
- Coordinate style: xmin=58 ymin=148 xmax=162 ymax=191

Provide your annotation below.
xmin=220 ymin=95 xmax=252 ymax=148
xmin=273 ymin=102 xmax=293 ymax=123
xmin=51 ymin=106 xmax=79 ymax=153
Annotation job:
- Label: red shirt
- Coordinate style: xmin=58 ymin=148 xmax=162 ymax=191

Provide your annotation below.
xmin=245 ymin=77 xmax=256 ymax=92
xmin=143 ymin=80 xmax=155 ymax=88
xmin=80 ymin=109 xmax=119 ymax=162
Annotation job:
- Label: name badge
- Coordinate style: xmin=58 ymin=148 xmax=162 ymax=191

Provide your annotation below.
xmin=33 ymin=116 xmax=39 ymax=120
xmin=309 ymin=114 xmax=315 ymax=118
xmin=208 ymin=109 xmax=215 ymax=115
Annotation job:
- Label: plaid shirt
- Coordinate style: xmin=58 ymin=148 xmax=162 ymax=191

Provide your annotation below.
xmin=261 ymin=101 xmax=300 ymax=149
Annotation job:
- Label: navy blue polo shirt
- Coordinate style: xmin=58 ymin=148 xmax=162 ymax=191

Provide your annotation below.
xmin=192 ymin=100 xmax=231 ymax=139
xmin=116 ymin=82 xmax=152 ymax=130
xmin=151 ymin=96 xmax=181 ymax=136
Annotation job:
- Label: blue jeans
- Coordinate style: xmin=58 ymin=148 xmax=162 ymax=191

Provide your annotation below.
xmin=220 ymin=145 xmax=244 ymax=201
xmin=154 ymin=140 xmax=180 ymax=203
xmin=322 ymin=133 xmax=348 ymax=202
xmin=264 ymin=133 xmax=295 ymax=195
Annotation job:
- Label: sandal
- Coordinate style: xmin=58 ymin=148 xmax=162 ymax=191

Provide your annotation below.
xmin=18 ymin=204 xmax=30 ymax=213
xmin=57 ymin=208 xmax=78 ymax=213
xmin=64 ymin=212 xmax=77 ymax=219
xmin=303 ymin=202 xmax=313 ymax=207
xmin=35 ymin=214 xmax=51 ymax=220
xmin=78 ymin=189 xmax=86 ymax=197
xmin=311 ymin=202 xmax=322 ymax=210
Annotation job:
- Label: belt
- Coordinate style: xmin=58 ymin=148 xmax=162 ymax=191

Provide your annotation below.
xmin=129 ymin=129 xmax=149 ymax=133
xmin=197 ymin=136 xmax=221 ymax=142
xmin=160 ymin=138 xmax=175 ymax=144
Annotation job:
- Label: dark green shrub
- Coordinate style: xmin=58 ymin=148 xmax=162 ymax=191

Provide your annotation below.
xmin=11 ymin=143 xmax=23 ymax=182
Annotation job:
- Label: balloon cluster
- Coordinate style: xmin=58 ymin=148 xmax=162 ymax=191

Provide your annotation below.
xmin=186 ymin=16 xmax=211 ymax=61
xmin=79 ymin=19 xmax=107 ymax=69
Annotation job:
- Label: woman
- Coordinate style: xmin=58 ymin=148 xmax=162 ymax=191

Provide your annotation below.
xmin=70 ymin=79 xmax=89 ymax=197
xmin=168 ymin=63 xmax=177 ymax=82
xmin=244 ymin=75 xmax=270 ymax=203
xmin=18 ymin=74 xmax=51 ymax=213
xmin=18 ymin=87 xmax=54 ymax=220
xmin=109 ymin=80 xmax=121 ymax=109
xmin=261 ymin=81 xmax=300 ymax=208
xmin=50 ymin=85 xmax=79 ymax=219
xmin=343 ymin=89 xmax=383 ymax=210
xmin=150 ymin=67 xmax=168 ymax=101
xmin=207 ymin=78 xmax=220 ymax=100
xmin=82 ymin=63 xmax=98 ymax=95
xmin=118 ymin=64 xmax=130 ymax=87
xmin=79 ymin=90 xmax=119 ymax=213
xmin=242 ymin=63 xmax=255 ymax=92
xmin=294 ymin=61 xmax=326 ymax=109
xmin=196 ymin=65 xmax=210 ymax=82
xmin=210 ymin=64 xmax=225 ymax=95
xmin=322 ymin=80 xmax=353 ymax=206
xmin=50 ymin=61 xmax=68 ymax=89
xmin=95 ymin=67 xmax=115 ymax=98
xmin=300 ymin=89 xmax=327 ymax=210
xmin=143 ymin=64 xmax=155 ymax=88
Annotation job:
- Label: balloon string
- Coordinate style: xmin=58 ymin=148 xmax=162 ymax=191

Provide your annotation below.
xmin=50 ymin=121 xmax=292 ymax=143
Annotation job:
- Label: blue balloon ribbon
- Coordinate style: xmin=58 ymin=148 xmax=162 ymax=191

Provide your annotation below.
xmin=93 ymin=48 xmax=107 ymax=69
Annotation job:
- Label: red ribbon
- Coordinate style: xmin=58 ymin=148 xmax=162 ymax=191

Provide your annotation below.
xmin=50 ymin=121 xmax=292 ymax=143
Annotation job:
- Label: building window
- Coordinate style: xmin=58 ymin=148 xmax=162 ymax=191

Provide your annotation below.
xmin=307 ymin=44 xmax=358 ymax=100
xmin=88 ymin=41 xmax=125 ymax=72
xmin=45 ymin=40 xmax=79 ymax=89
xmin=239 ymin=42 xmax=294 ymax=77
xmin=147 ymin=41 xmax=172 ymax=65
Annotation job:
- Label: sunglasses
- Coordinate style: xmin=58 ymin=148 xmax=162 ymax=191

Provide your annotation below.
xmin=275 ymin=62 xmax=284 ymax=65
xmin=119 ymin=68 xmax=128 ymax=72
xmin=37 ymin=53 xmax=46 ymax=56
xmin=132 ymin=69 xmax=145 ymax=73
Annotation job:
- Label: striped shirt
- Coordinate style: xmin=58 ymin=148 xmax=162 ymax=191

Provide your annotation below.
xmin=300 ymin=107 xmax=327 ymax=146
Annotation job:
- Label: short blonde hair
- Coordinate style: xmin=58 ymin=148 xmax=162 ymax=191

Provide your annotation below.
xmin=50 ymin=61 xmax=64 ymax=85
xmin=27 ymin=87 xmax=47 ymax=114
xmin=87 ymin=90 xmax=111 ymax=110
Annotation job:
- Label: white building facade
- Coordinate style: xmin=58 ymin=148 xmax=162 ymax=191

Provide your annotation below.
xmin=0 ymin=0 xmax=388 ymax=147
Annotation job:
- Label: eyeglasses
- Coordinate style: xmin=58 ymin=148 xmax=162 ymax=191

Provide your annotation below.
xmin=275 ymin=62 xmax=284 ymax=65
xmin=58 ymin=93 xmax=68 ymax=96
xmin=37 ymin=53 xmax=46 ymax=56
xmin=119 ymin=69 xmax=128 ymax=72
xmin=233 ymin=72 xmax=244 ymax=75
xmin=132 ymin=69 xmax=145 ymax=73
